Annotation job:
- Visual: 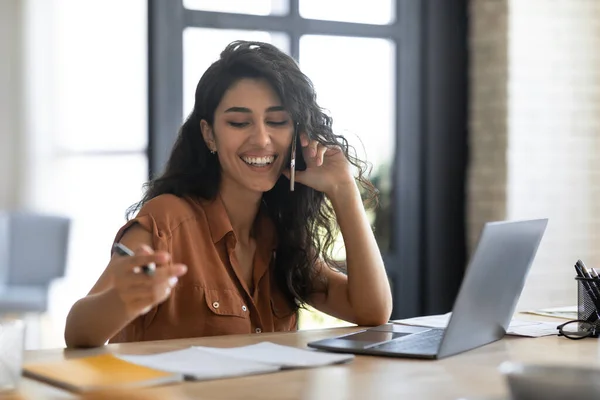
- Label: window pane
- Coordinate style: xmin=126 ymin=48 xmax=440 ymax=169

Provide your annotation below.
xmin=183 ymin=0 xmax=288 ymax=16
xmin=183 ymin=28 xmax=289 ymax=118
xmin=52 ymin=0 xmax=147 ymax=152
xmin=299 ymin=0 xmax=395 ymax=25
xmin=42 ymin=154 xmax=147 ymax=347
xmin=300 ymin=35 xmax=395 ymax=253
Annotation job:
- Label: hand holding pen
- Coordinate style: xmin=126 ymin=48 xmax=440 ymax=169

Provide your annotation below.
xmin=110 ymin=243 xmax=187 ymax=317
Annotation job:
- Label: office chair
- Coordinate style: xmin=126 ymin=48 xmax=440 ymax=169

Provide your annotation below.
xmin=0 ymin=212 xmax=70 ymax=314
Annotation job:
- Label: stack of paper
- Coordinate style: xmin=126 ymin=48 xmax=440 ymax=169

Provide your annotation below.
xmin=392 ymin=313 xmax=559 ymax=338
xmin=118 ymin=342 xmax=354 ymax=381
xmin=522 ymin=306 xmax=577 ymax=320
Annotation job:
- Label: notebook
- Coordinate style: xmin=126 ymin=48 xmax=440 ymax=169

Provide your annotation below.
xmin=118 ymin=342 xmax=354 ymax=381
xmin=22 ymin=353 xmax=183 ymax=393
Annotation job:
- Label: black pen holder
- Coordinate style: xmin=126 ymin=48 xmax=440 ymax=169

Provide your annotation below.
xmin=576 ymin=277 xmax=600 ymax=330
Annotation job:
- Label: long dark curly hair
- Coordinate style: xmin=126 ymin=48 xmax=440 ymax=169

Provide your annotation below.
xmin=129 ymin=40 xmax=377 ymax=310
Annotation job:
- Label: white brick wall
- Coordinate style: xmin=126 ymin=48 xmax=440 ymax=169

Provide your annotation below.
xmin=469 ymin=0 xmax=600 ymax=310
xmin=468 ymin=0 xmax=509 ymax=252
xmin=508 ymin=0 xmax=600 ymax=310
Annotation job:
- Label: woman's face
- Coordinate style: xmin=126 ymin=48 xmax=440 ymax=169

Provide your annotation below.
xmin=201 ymin=78 xmax=294 ymax=195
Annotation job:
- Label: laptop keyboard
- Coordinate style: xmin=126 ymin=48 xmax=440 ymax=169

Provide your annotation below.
xmin=370 ymin=329 xmax=444 ymax=355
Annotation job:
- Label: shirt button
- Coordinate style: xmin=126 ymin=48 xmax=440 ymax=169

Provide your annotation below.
xmin=212 ymin=301 xmax=220 ymax=309
xmin=255 ymin=328 xmax=262 ymax=333
xmin=242 ymin=305 xmax=247 ymax=312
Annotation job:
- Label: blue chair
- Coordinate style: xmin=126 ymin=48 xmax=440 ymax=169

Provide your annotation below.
xmin=0 ymin=212 xmax=70 ymax=314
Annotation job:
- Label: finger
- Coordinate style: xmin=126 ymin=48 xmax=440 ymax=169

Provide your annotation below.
xmin=300 ymin=132 xmax=309 ymax=147
xmin=134 ymin=244 xmax=154 ymax=255
xmin=146 ymin=281 xmax=174 ymax=305
xmin=309 ymin=140 xmax=318 ymax=158
xmin=167 ymin=263 xmax=188 ymax=278
xmin=316 ymin=143 xmax=327 ymax=166
xmin=119 ymin=253 xmax=171 ymax=272
xmin=120 ymin=273 xmax=155 ymax=287
xmin=146 ymin=263 xmax=187 ymax=281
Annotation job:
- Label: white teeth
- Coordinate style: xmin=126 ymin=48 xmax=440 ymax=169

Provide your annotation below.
xmin=241 ymin=156 xmax=275 ymax=166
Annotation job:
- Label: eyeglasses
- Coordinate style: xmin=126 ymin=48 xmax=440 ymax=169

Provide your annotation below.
xmin=557 ymin=319 xmax=600 ymax=340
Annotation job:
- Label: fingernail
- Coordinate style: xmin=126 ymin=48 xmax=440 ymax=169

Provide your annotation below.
xmin=165 ymin=287 xmax=172 ymax=296
xmin=157 ymin=253 xmax=170 ymax=263
xmin=140 ymin=306 xmax=151 ymax=315
xmin=177 ymin=265 xmax=188 ymax=274
xmin=168 ymin=276 xmax=178 ymax=287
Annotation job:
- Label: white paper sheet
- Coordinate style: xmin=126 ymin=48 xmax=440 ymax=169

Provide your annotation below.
xmin=194 ymin=342 xmax=354 ymax=368
xmin=118 ymin=342 xmax=353 ymax=381
xmin=392 ymin=313 xmax=559 ymax=338
xmin=118 ymin=348 xmax=279 ymax=381
xmin=522 ymin=305 xmax=578 ymax=320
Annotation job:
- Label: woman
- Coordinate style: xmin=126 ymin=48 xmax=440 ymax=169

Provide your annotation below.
xmin=64 ymin=41 xmax=392 ymax=348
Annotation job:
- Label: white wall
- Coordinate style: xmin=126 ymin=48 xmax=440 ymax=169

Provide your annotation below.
xmin=508 ymin=0 xmax=600 ymax=309
xmin=470 ymin=0 xmax=600 ymax=311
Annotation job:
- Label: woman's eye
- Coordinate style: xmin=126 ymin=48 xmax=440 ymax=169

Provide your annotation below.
xmin=268 ymin=121 xmax=288 ymax=126
xmin=229 ymin=122 xmax=249 ymax=128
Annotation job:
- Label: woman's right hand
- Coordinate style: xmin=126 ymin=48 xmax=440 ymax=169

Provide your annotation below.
xmin=109 ymin=244 xmax=187 ymax=318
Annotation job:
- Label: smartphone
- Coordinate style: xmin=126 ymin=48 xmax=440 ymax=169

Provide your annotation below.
xmin=112 ymin=242 xmax=156 ymax=276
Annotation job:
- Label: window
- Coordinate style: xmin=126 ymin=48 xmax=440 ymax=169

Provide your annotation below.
xmin=150 ymin=0 xmax=402 ymax=330
xmin=299 ymin=35 xmax=396 ymax=253
xmin=183 ymin=0 xmax=287 ymax=16
xmin=299 ymin=0 xmax=395 ymax=25
xmin=183 ymin=28 xmax=289 ymax=117
xmin=26 ymin=0 xmax=148 ymax=348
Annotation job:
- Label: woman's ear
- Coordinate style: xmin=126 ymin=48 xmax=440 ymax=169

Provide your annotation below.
xmin=200 ymin=120 xmax=216 ymax=152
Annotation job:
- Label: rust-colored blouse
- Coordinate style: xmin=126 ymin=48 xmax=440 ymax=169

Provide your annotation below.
xmin=109 ymin=194 xmax=297 ymax=343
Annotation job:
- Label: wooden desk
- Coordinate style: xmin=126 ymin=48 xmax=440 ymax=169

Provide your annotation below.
xmin=7 ymin=322 xmax=600 ymax=400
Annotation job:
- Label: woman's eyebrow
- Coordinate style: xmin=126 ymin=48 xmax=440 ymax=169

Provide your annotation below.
xmin=223 ymin=106 xmax=286 ymax=113
xmin=265 ymin=106 xmax=286 ymax=112
xmin=224 ymin=106 xmax=251 ymax=113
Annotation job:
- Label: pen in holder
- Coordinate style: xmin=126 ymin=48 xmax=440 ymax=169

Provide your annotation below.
xmin=576 ymin=276 xmax=600 ymax=336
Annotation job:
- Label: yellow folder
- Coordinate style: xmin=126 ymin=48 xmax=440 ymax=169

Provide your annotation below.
xmin=23 ymin=353 xmax=182 ymax=393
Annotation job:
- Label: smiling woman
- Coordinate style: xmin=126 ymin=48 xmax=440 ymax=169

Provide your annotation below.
xmin=200 ymin=79 xmax=294 ymax=193
xmin=63 ymin=40 xmax=392 ymax=348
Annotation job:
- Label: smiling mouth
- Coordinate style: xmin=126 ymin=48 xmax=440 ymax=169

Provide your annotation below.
xmin=240 ymin=155 xmax=277 ymax=167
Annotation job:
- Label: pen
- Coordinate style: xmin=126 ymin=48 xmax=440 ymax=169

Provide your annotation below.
xmin=581 ymin=262 xmax=600 ymax=299
xmin=574 ymin=260 xmax=600 ymax=320
xmin=290 ymin=123 xmax=298 ymax=192
xmin=112 ymin=242 xmax=156 ymax=276
xmin=580 ymin=261 xmax=600 ymax=302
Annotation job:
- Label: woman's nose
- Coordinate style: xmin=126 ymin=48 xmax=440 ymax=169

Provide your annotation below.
xmin=249 ymin=122 xmax=271 ymax=147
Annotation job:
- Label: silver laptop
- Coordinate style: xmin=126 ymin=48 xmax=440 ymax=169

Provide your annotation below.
xmin=307 ymin=219 xmax=548 ymax=360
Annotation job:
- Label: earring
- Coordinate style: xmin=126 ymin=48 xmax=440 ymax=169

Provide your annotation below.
xmin=210 ymin=149 xmax=216 ymax=154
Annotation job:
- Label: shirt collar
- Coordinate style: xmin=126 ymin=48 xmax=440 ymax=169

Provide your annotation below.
xmin=201 ymin=194 xmax=233 ymax=244
xmin=201 ymin=195 xmax=277 ymax=250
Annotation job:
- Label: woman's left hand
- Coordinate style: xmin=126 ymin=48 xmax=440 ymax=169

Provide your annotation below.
xmin=283 ymin=132 xmax=356 ymax=197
